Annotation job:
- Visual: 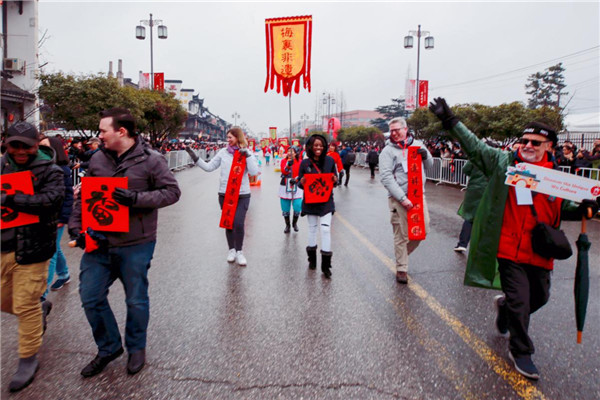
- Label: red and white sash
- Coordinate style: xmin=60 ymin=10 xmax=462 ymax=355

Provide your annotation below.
xmin=219 ymin=151 xmax=246 ymax=229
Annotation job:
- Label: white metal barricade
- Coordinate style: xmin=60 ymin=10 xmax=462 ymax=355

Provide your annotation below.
xmin=574 ymin=167 xmax=600 ymax=181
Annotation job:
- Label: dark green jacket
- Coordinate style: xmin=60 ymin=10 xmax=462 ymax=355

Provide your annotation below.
xmin=449 ymin=122 xmax=580 ymax=289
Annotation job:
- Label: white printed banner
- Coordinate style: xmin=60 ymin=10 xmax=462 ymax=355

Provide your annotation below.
xmin=505 ymin=163 xmax=600 ymax=202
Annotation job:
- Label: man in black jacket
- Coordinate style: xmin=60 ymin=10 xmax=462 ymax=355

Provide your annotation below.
xmin=69 ymin=108 xmax=181 ymax=378
xmin=1 ymin=122 xmax=65 ymax=392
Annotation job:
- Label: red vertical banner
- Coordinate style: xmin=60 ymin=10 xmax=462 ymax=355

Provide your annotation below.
xmin=269 ymin=127 xmax=277 ymax=144
xmin=291 ymin=139 xmax=300 ymax=147
xmin=405 ymin=79 xmax=416 ymax=111
xmin=418 ymin=80 xmax=429 ymax=108
xmin=153 ymin=72 xmax=165 ymax=91
xmin=264 ymin=15 xmax=312 ymax=96
xmin=81 ymin=177 xmax=129 ymax=232
xmin=219 ymin=152 xmax=246 ymax=229
xmin=1 ymin=171 xmax=40 ymax=229
xmin=407 ymin=146 xmax=426 ymax=240
xmin=248 ymin=138 xmax=256 ymax=152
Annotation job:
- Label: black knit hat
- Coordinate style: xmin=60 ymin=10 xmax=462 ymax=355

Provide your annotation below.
xmin=521 ymin=122 xmax=558 ymax=145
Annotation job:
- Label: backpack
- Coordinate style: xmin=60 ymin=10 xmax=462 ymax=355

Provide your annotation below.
xmin=345 ymin=150 xmax=356 ymax=164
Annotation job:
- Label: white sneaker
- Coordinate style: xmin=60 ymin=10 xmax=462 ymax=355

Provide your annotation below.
xmin=236 ymin=251 xmax=247 ymax=266
xmin=227 ymin=249 xmax=236 ymax=263
xmin=454 ymin=246 xmax=467 ymax=253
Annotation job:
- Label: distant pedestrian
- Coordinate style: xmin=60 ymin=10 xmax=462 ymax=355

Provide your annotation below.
xmin=279 ymin=147 xmax=303 ymax=233
xmin=366 ymin=147 xmax=379 ymax=179
xmin=454 ymin=161 xmax=487 ymax=253
xmin=69 ymin=107 xmax=181 ymax=378
xmin=341 ymin=145 xmax=356 ymax=186
xmin=38 ymin=136 xmax=74 ymax=297
xmin=1 ymin=122 xmax=65 ymax=392
xmin=379 ymin=117 xmax=432 ymax=284
xmin=298 ymin=134 xmax=339 ymax=278
xmin=327 ymin=142 xmax=344 ymax=184
xmin=186 ymin=127 xmax=259 ymax=266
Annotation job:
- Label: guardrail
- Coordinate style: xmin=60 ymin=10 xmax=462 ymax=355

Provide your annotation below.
xmin=423 ymin=158 xmax=600 ymax=187
xmin=72 ymin=149 xmax=215 ymax=186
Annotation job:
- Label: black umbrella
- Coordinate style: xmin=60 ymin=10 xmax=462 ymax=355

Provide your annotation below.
xmin=574 ymin=209 xmax=592 ymax=344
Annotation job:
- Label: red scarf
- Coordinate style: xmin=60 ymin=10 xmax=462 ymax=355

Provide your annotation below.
xmin=219 ymin=151 xmax=247 ymax=229
xmin=407 ymin=146 xmax=426 ymax=240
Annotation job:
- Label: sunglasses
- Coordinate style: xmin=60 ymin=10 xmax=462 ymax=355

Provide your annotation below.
xmin=516 ymin=138 xmax=550 ymax=147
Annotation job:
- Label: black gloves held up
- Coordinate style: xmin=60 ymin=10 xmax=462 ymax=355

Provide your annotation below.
xmin=70 ymin=228 xmax=108 ymax=251
xmin=417 ymin=148 xmax=429 ymax=160
xmin=112 ymin=188 xmax=137 ymax=207
xmin=185 ymin=147 xmax=199 ymax=164
xmin=287 ymin=160 xmax=293 ymax=167
xmin=429 ymin=97 xmax=459 ymax=130
xmin=579 ymin=198 xmax=599 ymax=219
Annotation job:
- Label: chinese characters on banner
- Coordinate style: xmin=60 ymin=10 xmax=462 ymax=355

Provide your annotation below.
xmin=260 ymin=138 xmax=269 ymax=149
xmin=219 ymin=152 xmax=247 ymax=229
xmin=1 ymin=171 xmax=39 ymax=229
xmin=291 ymin=139 xmax=300 ymax=147
xmin=264 ymin=16 xmax=312 ymax=96
xmin=407 ymin=146 xmax=426 ymax=240
xmin=418 ymin=81 xmax=429 ymax=108
xmin=248 ymin=139 xmax=256 ymax=153
xmin=269 ymin=127 xmax=277 ymax=144
xmin=153 ymin=72 xmax=165 ymax=91
xmin=304 ymin=173 xmax=334 ymax=203
xmin=405 ymin=80 xmax=429 ymax=111
xmin=81 ymin=177 xmax=129 ymax=232
xmin=278 ymin=138 xmax=289 ymax=147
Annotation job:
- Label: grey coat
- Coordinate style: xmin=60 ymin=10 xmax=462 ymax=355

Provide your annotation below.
xmin=379 ymin=139 xmax=433 ymax=202
xmin=69 ymin=139 xmax=181 ymax=247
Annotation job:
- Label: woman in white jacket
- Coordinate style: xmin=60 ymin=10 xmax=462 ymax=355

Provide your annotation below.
xmin=186 ymin=127 xmax=259 ymax=266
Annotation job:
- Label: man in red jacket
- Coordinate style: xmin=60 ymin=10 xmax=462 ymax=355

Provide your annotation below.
xmin=430 ymin=98 xmax=598 ymax=380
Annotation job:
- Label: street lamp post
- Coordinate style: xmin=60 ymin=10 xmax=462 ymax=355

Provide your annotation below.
xmin=136 ymin=13 xmax=168 ymax=90
xmin=300 ymin=113 xmax=309 ymax=137
xmin=232 ymin=112 xmax=240 ymax=126
xmin=322 ymin=92 xmax=336 ymax=119
xmin=404 ymin=25 xmax=434 ymax=108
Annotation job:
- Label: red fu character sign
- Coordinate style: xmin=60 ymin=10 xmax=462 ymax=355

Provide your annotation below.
xmin=304 ymin=173 xmax=334 ymax=204
xmin=81 ymin=177 xmax=129 ymax=232
xmin=1 ymin=171 xmax=40 ymax=229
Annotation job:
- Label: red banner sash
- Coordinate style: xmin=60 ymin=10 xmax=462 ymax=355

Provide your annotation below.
xmin=304 ymin=173 xmax=334 ymax=203
xmin=219 ymin=151 xmax=247 ymax=229
xmin=407 ymin=146 xmax=426 ymax=240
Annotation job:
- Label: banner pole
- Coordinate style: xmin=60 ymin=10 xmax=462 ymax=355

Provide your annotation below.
xmin=288 ymin=92 xmax=293 ymax=144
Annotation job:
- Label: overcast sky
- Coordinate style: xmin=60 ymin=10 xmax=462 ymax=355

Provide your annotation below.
xmin=38 ymin=1 xmax=599 ymax=135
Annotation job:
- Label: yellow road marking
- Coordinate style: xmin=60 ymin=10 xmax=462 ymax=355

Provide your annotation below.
xmin=336 ymin=213 xmax=548 ymax=400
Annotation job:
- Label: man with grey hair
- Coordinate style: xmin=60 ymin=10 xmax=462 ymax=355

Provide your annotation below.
xmin=379 ymin=117 xmax=432 ymax=283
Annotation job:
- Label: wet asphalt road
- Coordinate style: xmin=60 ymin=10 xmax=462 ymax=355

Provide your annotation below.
xmin=1 ymin=159 xmax=599 ymax=400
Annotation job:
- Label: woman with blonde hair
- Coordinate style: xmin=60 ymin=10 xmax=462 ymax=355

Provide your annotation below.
xmin=186 ymin=127 xmax=259 ymax=266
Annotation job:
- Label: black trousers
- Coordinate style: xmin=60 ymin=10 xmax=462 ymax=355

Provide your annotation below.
xmin=369 ymin=163 xmax=377 ymax=177
xmin=219 ymin=195 xmax=250 ymax=251
xmin=497 ymin=258 xmax=551 ymax=356
xmin=343 ymin=164 xmax=351 ymax=185
xmin=457 ymin=220 xmax=472 ymax=247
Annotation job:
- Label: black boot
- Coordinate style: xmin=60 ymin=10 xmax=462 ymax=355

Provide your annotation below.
xmin=283 ymin=216 xmax=291 ymax=233
xmin=42 ymin=300 xmax=52 ymax=334
xmin=306 ymin=246 xmax=317 ymax=270
xmin=321 ymin=251 xmax=333 ymax=279
xmin=292 ymin=214 xmax=299 ymax=232
xmin=9 ymin=355 xmax=39 ymax=392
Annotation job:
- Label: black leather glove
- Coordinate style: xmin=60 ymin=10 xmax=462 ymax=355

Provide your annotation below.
xmin=289 ymin=178 xmax=297 ymax=186
xmin=86 ymin=228 xmax=108 ymax=250
xmin=339 ymin=170 xmax=345 ymax=181
xmin=579 ymin=199 xmax=599 ymax=219
xmin=112 ymin=188 xmax=137 ymax=207
xmin=239 ymin=148 xmax=251 ymax=158
xmin=417 ymin=148 xmax=429 ymax=160
xmin=429 ymin=97 xmax=459 ymax=130
xmin=287 ymin=160 xmax=293 ymax=166
xmin=1 ymin=194 xmax=14 ymax=208
xmin=185 ymin=147 xmax=199 ymax=163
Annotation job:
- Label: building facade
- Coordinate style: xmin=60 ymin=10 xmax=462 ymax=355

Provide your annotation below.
xmin=1 ymin=0 xmax=40 ymax=131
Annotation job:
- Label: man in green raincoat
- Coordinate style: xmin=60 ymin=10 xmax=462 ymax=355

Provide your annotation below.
xmin=429 ymin=98 xmax=598 ymax=381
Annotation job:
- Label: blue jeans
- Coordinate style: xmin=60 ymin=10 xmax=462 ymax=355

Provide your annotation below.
xmin=44 ymin=225 xmax=69 ymax=299
xmin=280 ymin=198 xmax=302 ymax=216
xmin=79 ymin=241 xmax=156 ymax=356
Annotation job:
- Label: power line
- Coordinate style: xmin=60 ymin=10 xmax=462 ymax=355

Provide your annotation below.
xmin=434 ymin=46 xmax=599 ymax=90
